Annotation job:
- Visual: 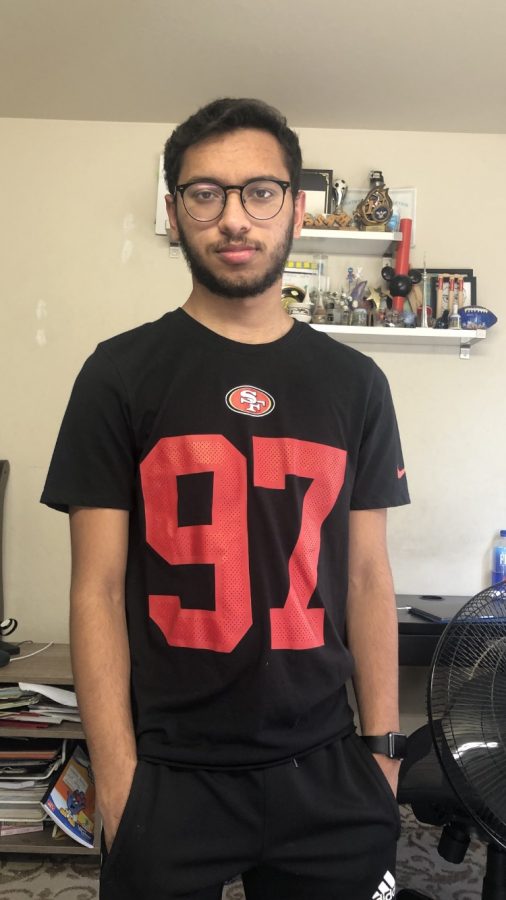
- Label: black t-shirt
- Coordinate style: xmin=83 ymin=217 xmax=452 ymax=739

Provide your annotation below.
xmin=41 ymin=309 xmax=410 ymax=769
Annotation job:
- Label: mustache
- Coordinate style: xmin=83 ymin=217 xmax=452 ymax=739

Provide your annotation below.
xmin=212 ymin=240 xmax=263 ymax=252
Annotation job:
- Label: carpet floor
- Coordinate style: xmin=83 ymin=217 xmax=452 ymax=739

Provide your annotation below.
xmin=0 ymin=807 xmax=488 ymax=899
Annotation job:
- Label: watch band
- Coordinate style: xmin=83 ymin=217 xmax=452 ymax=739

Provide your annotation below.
xmin=361 ymin=732 xmax=407 ymax=760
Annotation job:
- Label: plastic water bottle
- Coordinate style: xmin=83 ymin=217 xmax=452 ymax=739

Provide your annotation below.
xmin=491 ymin=530 xmax=506 ymax=585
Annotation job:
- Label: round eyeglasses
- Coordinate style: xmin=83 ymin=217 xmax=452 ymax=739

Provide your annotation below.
xmin=175 ymin=178 xmax=291 ymax=222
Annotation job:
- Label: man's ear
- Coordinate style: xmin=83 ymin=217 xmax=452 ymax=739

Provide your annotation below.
xmin=292 ymin=190 xmax=306 ymax=239
xmin=165 ymin=194 xmax=180 ymax=242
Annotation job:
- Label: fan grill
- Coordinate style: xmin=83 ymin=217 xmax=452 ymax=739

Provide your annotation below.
xmin=428 ymin=584 xmax=506 ymax=848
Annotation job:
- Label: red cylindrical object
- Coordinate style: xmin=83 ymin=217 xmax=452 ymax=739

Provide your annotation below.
xmin=395 ymin=218 xmax=412 ymax=274
xmin=392 ymin=218 xmax=412 ymax=312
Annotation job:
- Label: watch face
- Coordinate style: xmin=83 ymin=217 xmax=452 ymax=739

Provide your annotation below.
xmin=390 ymin=733 xmax=407 ymax=759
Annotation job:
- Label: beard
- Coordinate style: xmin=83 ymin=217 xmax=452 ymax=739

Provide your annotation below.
xmin=176 ymin=214 xmax=294 ymax=299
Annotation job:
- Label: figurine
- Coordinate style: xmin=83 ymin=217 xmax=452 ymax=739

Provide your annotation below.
xmin=355 ymin=170 xmax=393 ymax=230
xmin=282 ymin=285 xmax=312 ymax=323
xmin=332 ymin=178 xmax=348 ymax=212
xmin=381 ymin=264 xmax=421 ymax=300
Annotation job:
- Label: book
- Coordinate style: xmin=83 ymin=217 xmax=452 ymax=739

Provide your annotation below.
xmin=0 ymin=753 xmax=64 ymax=781
xmin=41 ymin=745 xmax=95 ymax=848
xmin=0 ymin=720 xmax=50 ymax=729
xmin=0 ymin=821 xmax=45 ymax=836
xmin=0 ymin=738 xmax=61 ymax=760
xmin=0 ymin=805 xmax=47 ymax=822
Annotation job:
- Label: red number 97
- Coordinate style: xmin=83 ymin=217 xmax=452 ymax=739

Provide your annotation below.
xmin=141 ymin=435 xmax=346 ymax=653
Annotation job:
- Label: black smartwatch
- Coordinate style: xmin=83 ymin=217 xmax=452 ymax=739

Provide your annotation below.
xmin=361 ymin=732 xmax=407 ymax=760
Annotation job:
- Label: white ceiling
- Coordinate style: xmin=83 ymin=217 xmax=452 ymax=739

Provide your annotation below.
xmin=1 ymin=0 xmax=505 ymax=133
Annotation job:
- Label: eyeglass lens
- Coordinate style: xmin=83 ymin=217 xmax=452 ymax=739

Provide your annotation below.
xmin=182 ymin=180 xmax=286 ymax=221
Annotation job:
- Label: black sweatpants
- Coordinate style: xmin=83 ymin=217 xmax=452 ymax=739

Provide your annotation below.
xmin=100 ymin=732 xmax=400 ymax=900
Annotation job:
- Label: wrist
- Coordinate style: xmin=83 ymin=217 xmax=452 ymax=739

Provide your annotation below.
xmin=361 ymin=731 xmax=407 ymax=760
xmin=96 ymin=757 xmax=137 ymax=810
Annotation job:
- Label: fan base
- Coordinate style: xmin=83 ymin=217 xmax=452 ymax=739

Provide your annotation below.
xmin=483 ymin=842 xmax=506 ymax=900
xmin=438 ymin=822 xmax=471 ymax=863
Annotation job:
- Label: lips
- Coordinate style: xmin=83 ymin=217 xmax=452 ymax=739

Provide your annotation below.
xmin=216 ymin=244 xmax=258 ymax=265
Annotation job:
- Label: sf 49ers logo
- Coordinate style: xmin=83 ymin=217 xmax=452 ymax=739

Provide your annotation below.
xmin=226 ymin=385 xmax=274 ymax=417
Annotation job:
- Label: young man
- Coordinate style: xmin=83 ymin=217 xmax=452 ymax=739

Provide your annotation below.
xmin=42 ymin=98 xmax=410 ymax=900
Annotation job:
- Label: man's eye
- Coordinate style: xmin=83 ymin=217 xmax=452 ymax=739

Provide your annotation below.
xmin=194 ymin=190 xmax=220 ymax=202
xmin=187 ymin=185 xmax=222 ymax=203
xmin=245 ymin=183 xmax=281 ymax=203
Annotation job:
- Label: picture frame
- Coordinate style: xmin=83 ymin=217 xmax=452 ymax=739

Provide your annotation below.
xmin=425 ymin=268 xmax=477 ymax=318
xmin=300 ymin=168 xmax=333 ymax=215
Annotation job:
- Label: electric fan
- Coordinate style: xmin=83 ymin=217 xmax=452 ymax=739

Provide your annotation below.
xmin=397 ymin=583 xmax=506 ymax=900
xmin=429 ymin=583 xmax=506 ymax=852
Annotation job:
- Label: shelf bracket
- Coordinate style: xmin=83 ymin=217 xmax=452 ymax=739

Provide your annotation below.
xmin=459 ymin=341 xmax=471 ymax=359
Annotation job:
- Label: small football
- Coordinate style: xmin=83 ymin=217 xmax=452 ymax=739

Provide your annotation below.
xmin=459 ymin=306 xmax=498 ymax=329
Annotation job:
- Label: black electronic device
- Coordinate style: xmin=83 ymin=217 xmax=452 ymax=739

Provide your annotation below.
xmin=407 ymin=607 xmax=448 ymax=624
xmin=0 ymin=640 xmax=19 ymax=655
xmin=398 ymin=583 xmax=506 ymax=900
xmin=0 ymin=462 xmax=19 ymax=655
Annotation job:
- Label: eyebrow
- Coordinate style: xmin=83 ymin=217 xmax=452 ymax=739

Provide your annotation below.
xmin=180 ymin=175 xmax=287 ymax=185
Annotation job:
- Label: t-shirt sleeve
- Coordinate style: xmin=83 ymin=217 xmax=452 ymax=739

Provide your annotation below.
xmin=350 ymin=362 xmax=410 ymax=510
xmin=40 ymin=346 xmax=136 ymax=513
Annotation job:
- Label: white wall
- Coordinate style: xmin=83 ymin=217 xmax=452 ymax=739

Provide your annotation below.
xmin=0 ymin=117 xmax=505 ymax=643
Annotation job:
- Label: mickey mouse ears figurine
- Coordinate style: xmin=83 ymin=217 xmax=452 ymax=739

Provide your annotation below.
xmin=381 ymin=264 xmax=422 ymax=300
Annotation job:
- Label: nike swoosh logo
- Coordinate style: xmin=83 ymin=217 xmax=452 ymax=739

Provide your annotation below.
xmin=397 ymin=466 xmax=406 ymax=479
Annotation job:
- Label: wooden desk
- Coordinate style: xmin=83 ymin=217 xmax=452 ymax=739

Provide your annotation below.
xmin=0 ymin=643 xmax=81 ymax=741
xmin=0 ymin=642 xmax=73 ymax=683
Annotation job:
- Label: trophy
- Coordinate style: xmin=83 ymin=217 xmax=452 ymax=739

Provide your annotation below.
xmin=355 ymin=170 xmax=393 ymax=231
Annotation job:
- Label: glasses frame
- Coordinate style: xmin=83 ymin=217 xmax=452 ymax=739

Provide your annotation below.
xmin=175 ymin=178 xmax=292 ymax=222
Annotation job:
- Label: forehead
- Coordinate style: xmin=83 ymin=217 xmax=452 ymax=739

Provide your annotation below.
xmin=178 ymin=128 xmax=289 ymax=184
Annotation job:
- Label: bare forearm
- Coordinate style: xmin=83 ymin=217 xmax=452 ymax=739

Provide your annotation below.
xmin=347 ymin=571 xmax=399 ymax=734
xmin=68 ymin=506 xmax=136 ymax=846
xmin=70 ymin=587 xmax=137 ymax=807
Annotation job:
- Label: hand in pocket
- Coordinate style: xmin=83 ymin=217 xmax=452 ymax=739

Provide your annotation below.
xmin=99 ymin=760 xmax=138 ymax=852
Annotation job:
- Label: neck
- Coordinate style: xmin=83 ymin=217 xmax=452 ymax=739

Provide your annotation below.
xmin=182 ymin=281 xmax=293 ymax=344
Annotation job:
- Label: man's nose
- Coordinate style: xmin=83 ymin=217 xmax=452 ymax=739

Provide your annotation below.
xmin=218 ymin=189 xmax=251 ymax=234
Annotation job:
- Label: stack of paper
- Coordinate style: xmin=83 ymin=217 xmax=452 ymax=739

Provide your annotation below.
xmin=0 ymin=684 xmax=80 ymax=728
xmin=0 ymin=739 xmax=66 ymax=828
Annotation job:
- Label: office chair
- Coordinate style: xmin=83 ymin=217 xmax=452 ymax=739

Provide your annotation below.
xmin=397 ymin=584 xmax=506 ymax=900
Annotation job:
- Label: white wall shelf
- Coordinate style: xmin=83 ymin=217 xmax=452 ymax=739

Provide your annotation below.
xmin=293 ymin=229 xmax=402 ymax=256
xmin=311 ymin=325 xmax=487 ymax=359
xmin=292 ymin=228 xmax=488 ymax=358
